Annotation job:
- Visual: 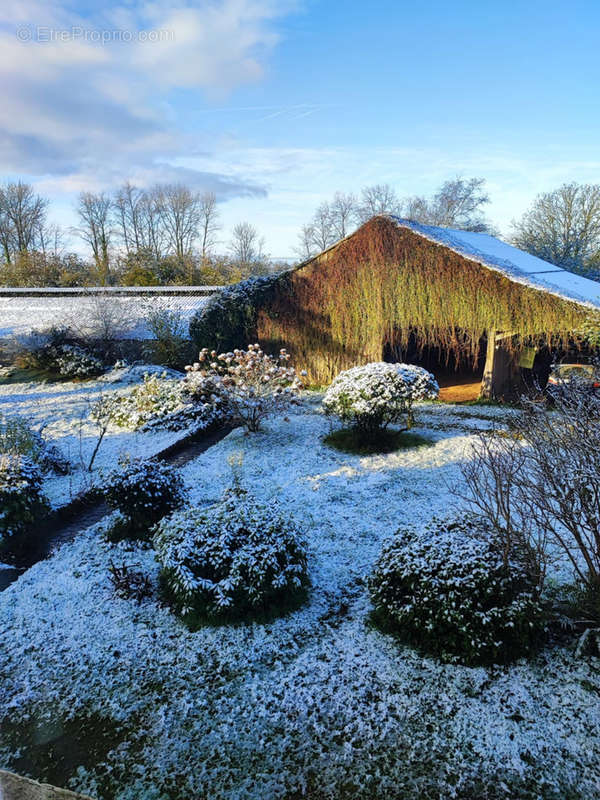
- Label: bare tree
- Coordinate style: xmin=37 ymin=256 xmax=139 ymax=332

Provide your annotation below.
xmin=432 ymin=176 xmax=491 ymax=231
xmin=228 ymin=222 xmax=266 ymax=268
xmin=459 ymin=384 xmax=600 ymax=618
xmin=199 ymin=191 xmax=221 ymax=264
xmin=512 ymin=182 xmax=600 ymax=273
xmin=0 ymin=181 xmax=48 ymax=262
xmin=309 ymin=202 xmax=337 ymax=252
xmin=156 ymin=184 xmax=202 ymax=281
xmin=516 ymin=392 xmax=600 ymax=598
xmin=295 ymin=194 xmax=355 ymax=260
xmin=295 ymin=223 xmax=317 ymax=261
xmin=37 ymin=222 xmax=65 ymax=260
xmin=74 ymin=192 xmax=113 ymax=284
xmin=113 ymin=182 xmax=145 ymax=255
xmin=0 ymin=205 xmax=12 ymax=265
xmin=403 ymin=194 xmax=431 ymax=223
xmin=356 ymin=183 xmax=401 ymax=223
xmin=405 ymin=177 xmax=492 ymax=232
xmin=458 ymin=429 xmax=551 ymax=593
xmin=139 ymin=187 xmax=168 ymax=262
xmin=329 ymin=191 xmax=358 ymax=239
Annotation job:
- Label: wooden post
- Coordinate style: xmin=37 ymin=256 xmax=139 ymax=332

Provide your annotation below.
xmin=480 ymin=331 xmax=496 ymax=399
xmin=480 ymin=330 xmax=521 ymax=400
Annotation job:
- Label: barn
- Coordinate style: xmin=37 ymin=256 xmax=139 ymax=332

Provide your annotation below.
xmin=194 ymin=216 xmax=600 ymax=399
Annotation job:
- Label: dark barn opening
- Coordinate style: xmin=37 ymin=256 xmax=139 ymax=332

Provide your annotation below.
xmin=383 ymin=333 xmax=487 ymax=402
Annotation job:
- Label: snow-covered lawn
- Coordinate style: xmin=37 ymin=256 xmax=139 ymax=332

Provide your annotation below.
xmin=0 ymin=399 xmax=598 ymax=799
xmin=0 ymin=366 xmax=193 ymax=508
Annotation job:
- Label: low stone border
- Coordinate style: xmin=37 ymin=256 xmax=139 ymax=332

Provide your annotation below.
xmin=0 ymin=769 xmax=94 ymax=800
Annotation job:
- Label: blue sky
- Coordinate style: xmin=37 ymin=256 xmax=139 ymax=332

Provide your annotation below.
xmin=1 ymin=0 xmax=600 ymax=256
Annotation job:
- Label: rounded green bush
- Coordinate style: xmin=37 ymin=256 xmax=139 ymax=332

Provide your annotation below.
xmin=369 ymin=519 xmax=546 ymax=665
xmin=102 ymin=458 xmax=186 ymax=540
xmin=323 ymin=362 xmax=438 ymax=436
xmin=153 ymin=488 xmax=309 ymax=620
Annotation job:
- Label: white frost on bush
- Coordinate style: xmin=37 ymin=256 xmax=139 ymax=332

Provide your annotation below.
xmin=369 ymin=518 xmax=546 ymax=665
xmin=94 ymin=373 xmax=186 ymax=431
xmin=154 ymin=487 xmax=308 ymax=616
xmin=323 ymin=361 xmax=439 ymax=432
xmin=0 ymin=372 xmax=214 ymax=508
xmin=103 ymin=458 xmax=186 ymax=531
xmin=0 ymin=454 xmax=49 ymax=541
xmin=184 ymin=344 xmax=303 ymax=432
xmin=53 ymin=345 xmax=104 ymax=378
xmin=95 ymin=372 xmax=221 ymax=433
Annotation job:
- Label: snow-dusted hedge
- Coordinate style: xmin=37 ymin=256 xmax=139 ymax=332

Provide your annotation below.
xmin=369 ymin=519 xmax=546 ymax=665
xmin=189 ymin=274 xmax=281 ymax=353
xmin=102 ymin=458 xmax=186 ymax=540
xmin=323 ymin=362 xmax=439 ymax=434
xmin=184 ymin=344 xmax=303 ymax=432
xmin=0 ymin=454 xmax=49 ymax=542
xmin=154 ymin=487 xmax=309 ymax=619
xmin=98 ymin=373 xmax=186 ymax=430
xmin=53 ymin=344 xmax=104 ymax=378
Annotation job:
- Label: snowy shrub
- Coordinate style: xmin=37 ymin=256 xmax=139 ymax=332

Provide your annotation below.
xmin=0 ymin=412 xmax=69 ymax=474
xmin=15 ymin=327 xmax=104 ymax=377
xmin=98 ymin=373 xmax=186 ymax=430
xmin=53 ymin=344 xmax=104 ymax=378
xmin=323 ymin=362 xmax=439 ymax=436
xmin=184 ymin=344 xmax=303 ymax=432
xmin=0 ymin=454 xmax=49 ymax=542
xmin=94 ymin=372 xmax=223 ymax=433
xmin=154 ymin=487 xmax=309 ymax=620
xmin=369 ymin=518 xmax=546 ymax=665
xmin=14 ymin=327 xmax=70 ymax=369
xmin=0 ymin=413 xmax=44 ymax=461
xmin=102 ymin=458 xmax=186 ymax=540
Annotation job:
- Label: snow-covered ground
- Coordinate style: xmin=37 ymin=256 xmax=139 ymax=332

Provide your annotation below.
xmin=0 ymin=290 xmax=214 ymax=340
xmin=0 ymin=366 xmax=192 ymax=507
xmin=0 ymin=400 xmax=598 ymax=799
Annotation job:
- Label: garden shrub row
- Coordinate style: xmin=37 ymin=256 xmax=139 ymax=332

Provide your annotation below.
xmin=104 ymin=452 xmax=546 ymax=663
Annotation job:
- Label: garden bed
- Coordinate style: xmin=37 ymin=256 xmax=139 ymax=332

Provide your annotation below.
xmin=0 ymin=365 xmax=201 ymax=509
xmin=0 ymin=400 xmax=598 ymax=799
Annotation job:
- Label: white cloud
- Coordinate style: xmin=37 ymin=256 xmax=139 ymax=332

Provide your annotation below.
xmin=0 ymin=0 xmax=294 ymax=194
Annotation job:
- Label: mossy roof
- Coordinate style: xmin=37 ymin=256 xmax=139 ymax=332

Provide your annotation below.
xmin=379 ymin=216 xmax=600 ymax=310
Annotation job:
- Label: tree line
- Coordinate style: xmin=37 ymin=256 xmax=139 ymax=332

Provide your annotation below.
xmin=296 ymin=177 xmax=494 ymax=258
xmin=0 ymin=182 xmax=271 ymax=287
xmin=1 ymin=176 xmax=600 ymax=287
